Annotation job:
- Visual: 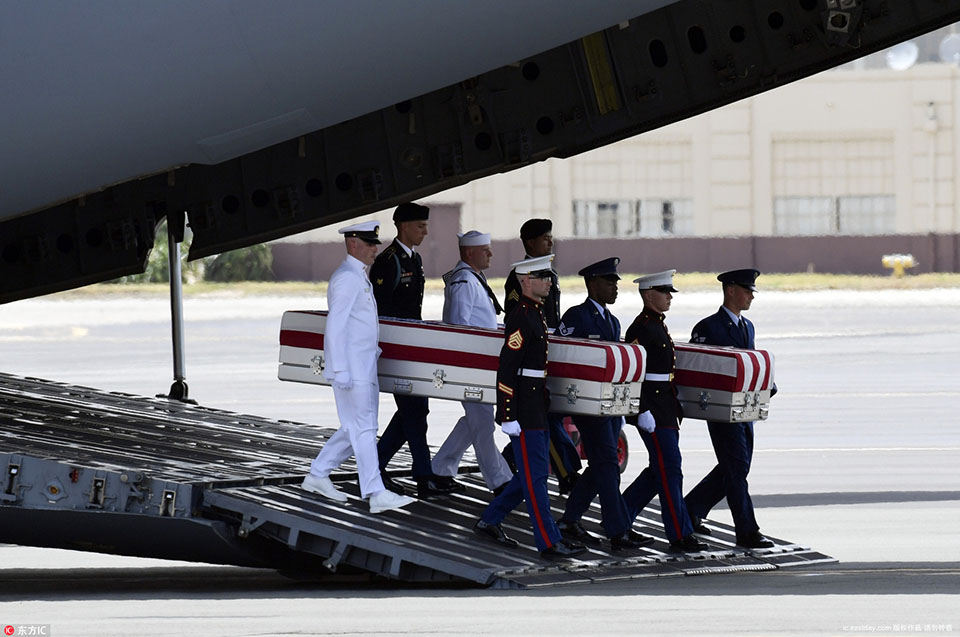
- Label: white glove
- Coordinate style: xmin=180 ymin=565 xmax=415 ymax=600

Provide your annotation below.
xmin=332 ymin=371 xmax=353 ymax=391
xmin=636 ymin=410 xmax=656 ymax=433
xmin=501 ymin=421 xmax=521 ymax=437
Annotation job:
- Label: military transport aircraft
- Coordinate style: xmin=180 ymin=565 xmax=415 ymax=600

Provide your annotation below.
xmin=1 ymin=0 xmax=958 ymax=587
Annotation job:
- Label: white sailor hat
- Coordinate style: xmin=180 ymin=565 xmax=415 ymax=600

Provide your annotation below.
xmin=512 ymin=253 xmax=554 ymax=277
xmin=458 ymin=230 xmax=491 ymax=247
xmin=633 ymin=269 xmax=678 ymax=292
xmin=338 ymin=220 xmax=381 ymax=244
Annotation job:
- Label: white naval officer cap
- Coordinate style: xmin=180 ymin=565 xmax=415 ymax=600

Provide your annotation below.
xmin=512 ymin=253 xmax=554 ymax=277
xmin=633 ymin=269 xmax=678 ymax=292
xmin=338 ymin=220 xmax=381 ymax=244
xmin=458 ymin=230 xmax=491 ymax=246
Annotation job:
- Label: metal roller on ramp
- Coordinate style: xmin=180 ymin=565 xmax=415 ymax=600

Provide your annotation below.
xmin=0 ymin=373 xmax=833 ymax=588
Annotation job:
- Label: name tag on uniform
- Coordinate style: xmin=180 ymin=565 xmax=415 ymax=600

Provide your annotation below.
xmin=588 ymin=334 xmax=600 ymax=339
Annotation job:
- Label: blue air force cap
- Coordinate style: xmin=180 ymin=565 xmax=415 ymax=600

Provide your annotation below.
xmin=578 ymin=257 xmax=621 ymax=280
xmin=718 ymin=268 xmax=760 ymax=292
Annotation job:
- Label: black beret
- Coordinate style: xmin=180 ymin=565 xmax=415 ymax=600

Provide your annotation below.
xmin=520 ymin=218 xmax=552 ymax=241
xmin=718 ymin=268 xmax=760 ymax=291
xmin=578 ymin=257 xmax=621 ymax=280
xmin=393 ymin=202 xmax=430 ymax=222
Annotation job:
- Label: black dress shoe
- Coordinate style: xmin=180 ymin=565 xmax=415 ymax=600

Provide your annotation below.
xmin=610 ymin=529 xmax=655 ymax=550
xmin=737 ymin=531 xmax=774 ymax=549
xmin=540 ymin=539 xmax=587 ymax=560
xmin=433 ymin=475 xmax=466 ymax=494
xmin=473 ymin=520 xmax=518 ymax=548
xmin=668 ymin=534 xmax=709 ymax=553
xmin=381 ymin=475 xmax=407 ymax=496
xmin=557 ymin=520 xmax=601 ymax=546
xmin=691 ymin=518 xmax=713 ymax=536
xmin=416 ymin=477 xmax=453 ymax=499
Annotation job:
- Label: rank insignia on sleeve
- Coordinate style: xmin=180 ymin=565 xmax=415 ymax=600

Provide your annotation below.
xmin=506 ymin=290 xmax=519 ymax=302
xmin=507 ymin=329 xmax=523 ymax=350
xmin=497 ymin=382 xmax=514 ymax=396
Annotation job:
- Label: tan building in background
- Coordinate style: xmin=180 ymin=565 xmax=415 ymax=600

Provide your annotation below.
xmin=274 ymin=28 xmax=960 ymax=279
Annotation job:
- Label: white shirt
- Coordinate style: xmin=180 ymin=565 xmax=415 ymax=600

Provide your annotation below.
xmin=722 ymin=305 xmax=741 ymax=324
xmin=442 ymin=260 xmax=497 ymax=329
xmin=396 ymin=240 xmax=414 ymax=258
xmin=324 ymin=254 xmax=381 ymax=383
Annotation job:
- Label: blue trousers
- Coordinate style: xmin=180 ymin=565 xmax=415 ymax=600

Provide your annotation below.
xmin=502 ymin=412 xmax=582 ymax=479
xmin=377 ymin=394 xmax=432 ymax=477
xmin=561 ymin=416 xmax=630 ymax=538
xmin=622 ymin=427 xmax=693 ymax=542
xmin=481 ymin=429 xmax=562 ymax=552
xmin=685 ymin=421 xmax=759 ymax=537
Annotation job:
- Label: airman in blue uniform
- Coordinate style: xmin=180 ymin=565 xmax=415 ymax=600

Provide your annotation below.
xmin=684 ymin=268 xmax=775 ymax=549
xmin=555 ymin=258 xmax=654 ymax=550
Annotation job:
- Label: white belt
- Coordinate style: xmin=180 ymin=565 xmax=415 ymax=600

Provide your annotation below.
xmin=519 ymin=368 xmax=546 ymax=378
xmin=645 ymin=372 xmax=674 ymax=382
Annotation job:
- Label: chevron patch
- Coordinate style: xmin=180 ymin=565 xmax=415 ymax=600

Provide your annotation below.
xmin=506 ymin=290 xmax=519 ymax=302
xmin=498 ymin=382 xmax=514 ymax=396
xmin=507 ymin=329 xmax=523 ymax=350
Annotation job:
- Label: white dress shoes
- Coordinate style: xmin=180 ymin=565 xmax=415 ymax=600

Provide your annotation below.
xmin=301 ymin=474 xmax=348 ymax=502
xmin=369 ymin=489 xmax=415 ymax=514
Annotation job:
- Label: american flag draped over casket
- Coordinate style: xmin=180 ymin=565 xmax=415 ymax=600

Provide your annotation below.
xmin=674 ymin=342 xmax=775 ymax=422
xmin=278 ymin=310 xmax=646 ymax=417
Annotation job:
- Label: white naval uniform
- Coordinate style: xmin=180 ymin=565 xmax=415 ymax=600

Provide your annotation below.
xmin=432 ymin=261 xmax=513 ymax=489
xmin=309 ymin=254 xmax=385 ymax=498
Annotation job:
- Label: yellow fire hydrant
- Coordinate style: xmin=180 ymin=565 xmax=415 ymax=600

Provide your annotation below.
xmin=881 ymin=253 xmax=916 ymax=278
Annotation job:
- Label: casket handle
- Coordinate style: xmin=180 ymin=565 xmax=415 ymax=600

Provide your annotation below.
xmin=698 ymin=391 xmax=711 ymax=411
xmin=566 ymin=384 xmax=579 ymax=404
xmin=310 ymin=354 xmax=324 ymax=376
xmin=433 ymin=369 xmax=446 ymax=389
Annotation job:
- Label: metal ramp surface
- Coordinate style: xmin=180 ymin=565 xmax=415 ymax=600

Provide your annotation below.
xmin=1 ymin=372 xmax=834 ymax=587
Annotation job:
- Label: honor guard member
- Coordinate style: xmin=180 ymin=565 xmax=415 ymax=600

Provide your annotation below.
xmin=554 ymin=258 xmax=654 ymax=550
xmin=684 ymin=269 xmax=775 ymax=549
xmin=370 ymin=202 xmax=454 ymax=499
xmin=502 ymin=218 xmax=582 ymax=492
xmin=621 ymin=270 xmax=708 ymax=552
xmin=431 ymin=231 xmax=513 ymax=494
xmin=301 ymin=221 xmax=415 ymax=514
xmin=473 ymin=255 xmax=586 ymax=559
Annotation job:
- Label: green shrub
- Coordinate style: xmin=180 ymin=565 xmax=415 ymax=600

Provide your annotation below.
xmin=203 ymin=244 xmax=273 ymax=282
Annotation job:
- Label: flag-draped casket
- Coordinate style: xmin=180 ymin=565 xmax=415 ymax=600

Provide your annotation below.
xmin=278 ymin=311 xmax=646 ymax=417
xmin=674 ymin=343 xmax=775 ymax=422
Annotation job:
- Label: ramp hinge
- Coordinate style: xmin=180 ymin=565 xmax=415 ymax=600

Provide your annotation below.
xmin=323 ymin=541 xmax=349 ymax=572
xmin=2 ymin=459 xmax=23 ymax=502
xmin=238 ymin=514 xmax=266 ymax=538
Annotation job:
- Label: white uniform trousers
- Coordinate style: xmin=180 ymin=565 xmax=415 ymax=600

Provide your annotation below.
xmin=310 ymin=381 xmax=385 ymax=498
xmin=432 ymin=402 xmax=513 ymax=489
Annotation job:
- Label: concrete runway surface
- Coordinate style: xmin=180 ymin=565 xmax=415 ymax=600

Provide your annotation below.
xmin=1 ymin=287 xmax=959 ymax=636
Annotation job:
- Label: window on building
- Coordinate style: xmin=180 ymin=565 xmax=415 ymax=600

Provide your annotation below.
xmin=573 ymin=200 xmax=637 ymax=237
xmin=773 ymin=195 xmax=895 ymax=235
xmin=573 ymin=199 xmax=692 ymax=237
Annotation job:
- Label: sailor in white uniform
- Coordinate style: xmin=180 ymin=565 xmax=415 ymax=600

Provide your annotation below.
xmin=302 ymin=220 xmax=415 ymax=514
xmin=431 ymin=231 xmax=514 ymax=493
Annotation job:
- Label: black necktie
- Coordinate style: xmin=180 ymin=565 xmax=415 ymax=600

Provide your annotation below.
xmin=738 ymin=317 xmax=749 ymax=346
xmin=603 ymin=308 xmax=614 ymax=338
xmin=473 ymin=271 xmax=504 ymax=315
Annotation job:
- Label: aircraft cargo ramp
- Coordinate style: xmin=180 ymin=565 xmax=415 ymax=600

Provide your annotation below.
xmin=0 ymin=372 xmax=834 ymax=588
